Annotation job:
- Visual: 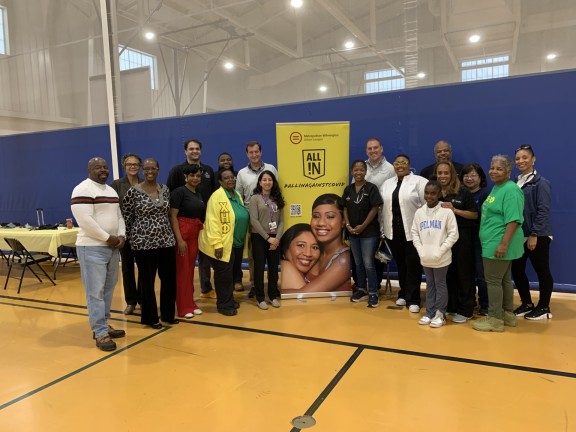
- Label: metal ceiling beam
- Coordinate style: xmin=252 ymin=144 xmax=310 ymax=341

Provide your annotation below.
xmin=315 ymin=0 xmax=405 ymax=76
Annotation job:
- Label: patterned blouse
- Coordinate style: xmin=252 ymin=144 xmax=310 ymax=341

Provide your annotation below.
xmin=123 ymin=184 xmax=175 ymax=251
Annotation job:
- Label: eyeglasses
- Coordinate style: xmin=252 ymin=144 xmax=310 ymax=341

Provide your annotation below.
xmin=125 ymin=163 xmax=141 ymax=168
xmin=393 ymin=160 xmax=409 ymax=167
xmin=515 ymin=144 xmax=533 ymax=153
xmin=463 ymin=173 xmax=479 ymax=179
xmin=143 ymin=167 xmax=159 ymax=172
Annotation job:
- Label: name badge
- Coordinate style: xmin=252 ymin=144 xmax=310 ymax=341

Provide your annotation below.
xmin=269 ymin=221 xmax=277 ymax=233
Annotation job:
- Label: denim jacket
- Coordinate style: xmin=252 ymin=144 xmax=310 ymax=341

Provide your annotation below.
xmin=519 ymin=173 xmax=552 ymax=237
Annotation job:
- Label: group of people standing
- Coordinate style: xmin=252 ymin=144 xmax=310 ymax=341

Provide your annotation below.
xmin=342 ymin=139 xmax=554 ymax=332
xmin=72 ymin=139 xmax=285 ymax=351
xmin=71 ymin=137 xmax=554 ymax=351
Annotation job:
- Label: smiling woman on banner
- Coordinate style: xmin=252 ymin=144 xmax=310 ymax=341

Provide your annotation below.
xmin=280 ymin=223 xmax=321 ymax=289
xmin=281 ymin=193 xmax=352 ymax=294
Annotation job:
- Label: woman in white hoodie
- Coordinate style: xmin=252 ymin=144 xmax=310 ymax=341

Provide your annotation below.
xmin=412 ymin=181 xmax=459 ymax=328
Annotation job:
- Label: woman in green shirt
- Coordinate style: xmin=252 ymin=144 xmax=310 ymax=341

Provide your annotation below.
xmin=474 ymin=155 xmax=524 ymax=332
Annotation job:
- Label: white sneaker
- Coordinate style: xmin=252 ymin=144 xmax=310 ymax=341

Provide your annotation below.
xmin=192 ymin=308 xmax=203 ymax=316
xmin=396 ymin=298 xmax=407 ymax=306
xmin=418 ymin=316 xmax=431 ymax=325
xmin=271 ymin=298 xmax=281 ymax=308
xmin=183 ymin=313 xmax=194 ymax=319
xmin=257 ymin=301 xmax=269 ymax=310
xmin=408 ymin=304 xmax=420 ymax=313
xmin=430 ymin=310 xmax=446 ymax=328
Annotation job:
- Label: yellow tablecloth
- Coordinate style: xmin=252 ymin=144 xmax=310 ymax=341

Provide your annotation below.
xmin=0 ymin=228 xmax=78 ymax=257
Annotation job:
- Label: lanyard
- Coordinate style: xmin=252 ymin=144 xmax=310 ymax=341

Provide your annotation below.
xmin=261 ymin=193 xmax=277 ymax=222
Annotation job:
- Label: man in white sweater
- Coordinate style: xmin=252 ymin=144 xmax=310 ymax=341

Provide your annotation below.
xmin=71 ymin=157 xmax=126 ymax=351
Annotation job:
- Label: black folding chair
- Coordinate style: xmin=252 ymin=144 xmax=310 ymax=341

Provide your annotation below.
xmin=3 ymin=238 xmax=56 ymax=293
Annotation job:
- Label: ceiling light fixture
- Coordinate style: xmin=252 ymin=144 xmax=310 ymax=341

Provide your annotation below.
xmin=319 ymin=85 xmax=327 ymax=92
xmin=291 ymin=0 xmax=303 ymax=8
xmin=546 ymin=52 xmax=557 ymax=60
xmin=144 ymin=31 xmax=156 ymax=41
xmin=417 ymin=72 xmax=426 ymax=79
xmin=224 ymin=62 xmax=234 ymax=70
xmin=469 ymin=34 xmax=481 ymax=43
xmin=344 ymin=41 xmax=355 ymax=49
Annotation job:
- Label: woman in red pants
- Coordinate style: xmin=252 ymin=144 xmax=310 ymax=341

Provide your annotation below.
xmin=169 ymin=165 xmax=206 ymax=319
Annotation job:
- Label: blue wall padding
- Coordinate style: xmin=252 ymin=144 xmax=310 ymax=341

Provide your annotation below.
xmin=1 ymin=70 xmax=575 ymax=291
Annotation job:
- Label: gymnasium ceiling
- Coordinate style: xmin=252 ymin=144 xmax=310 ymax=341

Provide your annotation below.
xmin=114 ymin=0 xmax=576 ymax=88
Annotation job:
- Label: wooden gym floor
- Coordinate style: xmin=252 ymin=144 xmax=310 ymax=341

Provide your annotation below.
xmin=1 ymin=259 xmax=575 ymax=432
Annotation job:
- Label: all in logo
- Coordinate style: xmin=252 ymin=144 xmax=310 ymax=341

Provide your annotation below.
xmin=302 ymin=149 xmax=325 ymax=180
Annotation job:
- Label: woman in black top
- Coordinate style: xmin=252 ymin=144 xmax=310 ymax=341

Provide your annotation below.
xmin=169 ymin=165 xmax=207 ymax=319
xmin=343 ymin=160 xmax=383 ymax=308
xmin=435 ymin=161 xmax=478 ymax=322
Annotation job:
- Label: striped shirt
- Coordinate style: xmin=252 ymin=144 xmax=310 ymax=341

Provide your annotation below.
xmin=71 ymin=178 xmax=125 ymax=246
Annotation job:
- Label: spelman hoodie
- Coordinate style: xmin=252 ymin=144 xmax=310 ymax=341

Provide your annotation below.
xmin=411 ymin=203 xmax=459 ymax=268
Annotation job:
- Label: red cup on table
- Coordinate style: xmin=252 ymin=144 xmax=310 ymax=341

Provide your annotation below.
xmin=66 ymin=218 xmax=73 ymax=229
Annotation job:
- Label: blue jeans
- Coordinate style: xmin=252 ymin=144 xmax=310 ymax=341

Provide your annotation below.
xmin=77 ymin=246 xmax=120 ymax=338
xmin=349 ymin=236 xmax=379 ymax=294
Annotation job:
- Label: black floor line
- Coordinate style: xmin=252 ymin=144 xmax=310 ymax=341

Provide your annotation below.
xmin=190 ymin=320 xmax=576 ymax=379
xmin=2 ymin=296 xmax=575 ymax=421
xmin=290 ymin=347 xmax=364 ymax=432
xmin=0 ymin=326 xmax=169 ymax=411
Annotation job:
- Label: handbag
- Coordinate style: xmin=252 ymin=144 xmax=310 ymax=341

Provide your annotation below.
xmin=374 ymin=239 xmax=393 ymax=264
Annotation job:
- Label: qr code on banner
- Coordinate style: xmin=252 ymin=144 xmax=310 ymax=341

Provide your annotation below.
xmin=290 ymin=204 xmax=302 ymax=217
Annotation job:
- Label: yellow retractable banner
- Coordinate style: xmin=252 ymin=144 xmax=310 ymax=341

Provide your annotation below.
xmin=276 ymin=122 xmax=350 ymax=228
xmin=277 ymin=122 xmax=351 ymax=299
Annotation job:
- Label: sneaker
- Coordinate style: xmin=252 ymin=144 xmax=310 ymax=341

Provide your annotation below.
xmin=513 ymin=303 xmax=534 ymax=317
xmin=257 ymin=301 xmax=269 ymax=310
xmin=234 ymin=282 xmax=244 ymax=292
xmin=95 ymin=335 xmax=116 ymax=351
xmin=200 ymin=290 xmax=217 ymax=299
xmin=430 ymin=310 xmax=446 ymax=328
xmin=183 ymin=313 xmax=194 ymax=319
xmin=192 ymin=307 xmax=203 ymax=316
xmin=248 ymin=289 xmax=256 ymax=299
xmin=351 ymin=290 xmax=369 ymax=302
xmin=367 ymin=294 xmax=379 ymax=308
xmin=396 ymin=298 xmax=407 ymax=306
xmin=123 ymin=304 xmax=136 ymax=315
xmin=217 ymin=308 xmax=238 ymax=316
xmin=108 ymin=325 xmax=126 ymax=339
xmin=503 ymin=310 xmax=518 ymax=327
xmin=418 ymin=316 xmax=431 ymax=325
xmin=408 ymin=304 xmax=420 ymax=313
xmin=525 ymin=307 xmax=553 ymax=320
xmin=472 ymin=316 xmax=504 ymax=332
xmin=271 ymin=298 xmax=281 ymax=308
xmin=452 ymin=314 xmax=472 ymax=323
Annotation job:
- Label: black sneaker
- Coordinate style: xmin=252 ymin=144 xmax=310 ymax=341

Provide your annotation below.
xmin=108 ymin=325 xmax=126 ymax=339
xmin=92 ymin=325 xmax=126 ymax=340
xmin=95 ymin=335 xmax=116 ymax=351
xmin=351 ymin=290 xmax=369 ymax=302
xmin=524 ymin=307 xmax=553 ymax=320
xmin=513 ymin=303 xmax=534 ymax=317
xmin=218 ymin=308 xmax=238 ymax=316
xmin=367 ymin=294 xmax=379 ymax=308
